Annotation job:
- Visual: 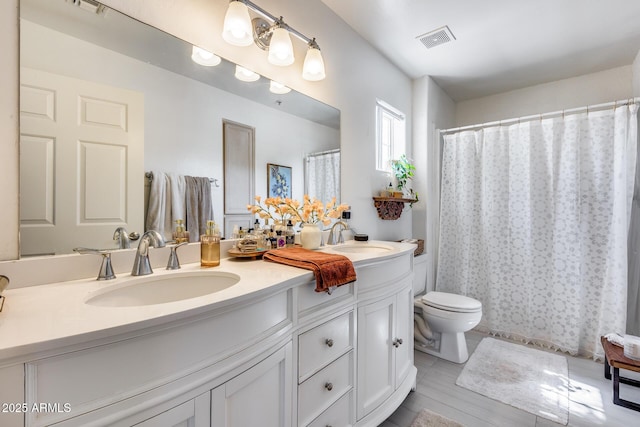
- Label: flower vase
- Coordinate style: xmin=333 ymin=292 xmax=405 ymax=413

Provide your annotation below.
xmin=300 ymin=223 xmax=322 ymax=250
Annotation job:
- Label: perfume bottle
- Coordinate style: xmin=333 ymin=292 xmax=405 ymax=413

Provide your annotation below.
xmin=200 ymin=220 xmax=220 ymax=267
xmin=286 ymin=220 xmax=295 ymax=247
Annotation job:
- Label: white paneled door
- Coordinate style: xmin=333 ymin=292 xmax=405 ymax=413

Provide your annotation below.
xmin=223 ymin=120 xmax=254 ymax=238
xmin=20 ymin=68 xmax=144 ymax=255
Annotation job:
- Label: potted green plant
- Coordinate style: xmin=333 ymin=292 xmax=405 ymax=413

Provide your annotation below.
xmin=391 ymin=154 xmax=416 ymax=199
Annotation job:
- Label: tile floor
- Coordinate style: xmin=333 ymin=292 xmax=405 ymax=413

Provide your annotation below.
xmin=381 ymin=331 xmax=640 ymax=427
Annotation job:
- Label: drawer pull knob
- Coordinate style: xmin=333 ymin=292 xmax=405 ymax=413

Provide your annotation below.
xmin=324 ymin=382 xmax=333 ymax=391
xmin=325 ymin=338 xmax=334 ymax=347
xmin=393 ymin=338 xmax=403 ymax=347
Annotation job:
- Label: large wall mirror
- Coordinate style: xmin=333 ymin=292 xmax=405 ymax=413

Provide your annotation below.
xmin=19 ymin=0 xmax=340 ymax=257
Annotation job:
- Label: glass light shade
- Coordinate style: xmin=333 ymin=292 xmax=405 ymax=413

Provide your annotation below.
xmin=191 ymin=46 xmax=221 ymax=66
xmin=302 ymin=46 xmax=326 ymax=81
xmin=269 ymin=80 xmax=291 ymax=94
xmin=222 ymin=1 xmax=253 ymax=46
xmin=235 ymin=65 xmax=260 ymax=82
xmin=267 ymin=27 xmax=295 ymax=66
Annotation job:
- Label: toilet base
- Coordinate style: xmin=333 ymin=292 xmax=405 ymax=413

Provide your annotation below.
xmin=415 ymin=331 xmax=469 ymax=364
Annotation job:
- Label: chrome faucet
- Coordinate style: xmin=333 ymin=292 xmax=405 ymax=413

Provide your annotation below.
xmin=327 ymin=220 xmax=349 ymax=245
xmin=131 ymin=230 xmax=166 ymax=276
xmin=113 ymin=226 xmax=131 ymax=249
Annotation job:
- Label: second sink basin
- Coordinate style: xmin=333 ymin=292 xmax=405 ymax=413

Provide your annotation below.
xmin=86 ymin=271 xmax=241 ymax=307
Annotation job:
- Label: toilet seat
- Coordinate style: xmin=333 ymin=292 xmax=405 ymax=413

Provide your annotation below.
xmin=422 ymin=291 xmax=481 ymax=313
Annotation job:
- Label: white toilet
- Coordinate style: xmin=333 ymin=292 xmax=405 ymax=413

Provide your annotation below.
xmin=412 ymin=255 xmax=482 ymax=363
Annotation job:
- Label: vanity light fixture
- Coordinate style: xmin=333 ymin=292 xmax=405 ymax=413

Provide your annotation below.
xmin=191 ymin=46 xmax=222 ymax=66
xmin=235 ymin=65 xmax=260 ymax=82
xmin=222 ymin=0 xmax=326 ymax=81
xmin=269 ymin=80 xmax=291 ymax=94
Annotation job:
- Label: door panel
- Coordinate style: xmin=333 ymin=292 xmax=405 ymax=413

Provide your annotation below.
xmin=20 ymin=68 xmax=144 ymax=255
xmin=223 ymin=120 xmax=254 ymax=238
xmin=211 ymin=343 xmax=292 ymax=427
xmin=356 ymin=296 xmax=395 ymax=420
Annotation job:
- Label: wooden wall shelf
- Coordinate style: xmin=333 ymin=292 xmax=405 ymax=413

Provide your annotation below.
xmin=372 ymin=197 xmax=416 ymax=220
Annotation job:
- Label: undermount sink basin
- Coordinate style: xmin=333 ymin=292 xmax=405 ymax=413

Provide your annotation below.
xmin=330 ymin=244 xmax=393 ymax=254
xmin=85 ymin=271 xmax=241 ymax=307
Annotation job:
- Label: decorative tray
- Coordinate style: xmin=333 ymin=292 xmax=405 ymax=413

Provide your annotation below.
xmin=227 ymin=247 xmax=267 ymax=259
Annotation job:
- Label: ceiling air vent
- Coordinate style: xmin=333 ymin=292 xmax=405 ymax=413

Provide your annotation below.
xmin=417 ymin=25 xmax=456 ymax=49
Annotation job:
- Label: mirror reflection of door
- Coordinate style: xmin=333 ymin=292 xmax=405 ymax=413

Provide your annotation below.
xmin=20 ymin=68 xmax=144 ymax=255
xmin=223 ymin=120 xmax=255 ymax=239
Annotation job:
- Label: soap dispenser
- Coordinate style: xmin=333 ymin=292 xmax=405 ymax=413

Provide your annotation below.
xmin=173 ymin=219 xmax=190 ymax=243
xmin=200 ymin=220 xmax=220 ymax=267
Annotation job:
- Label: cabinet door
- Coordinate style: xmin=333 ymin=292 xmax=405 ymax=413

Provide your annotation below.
xmin=356 ymin=295 xmax=395 ymax=420
xmin=212 ymin=342 xmax=292 ymax=427
xmin=134 ymin=392 xmax=210 ymax=427
xmin=394 ymin=284 xmax=413 ymax=386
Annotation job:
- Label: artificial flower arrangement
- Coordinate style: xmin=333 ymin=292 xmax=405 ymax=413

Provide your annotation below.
xmin=247 ymin=195 xmax=349 ymax=226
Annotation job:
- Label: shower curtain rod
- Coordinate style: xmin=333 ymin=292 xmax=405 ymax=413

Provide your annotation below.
xmin=305 ymin=148 xmax=340 ymax=158
xmin=440 ymin=96 xmax=640 ymax=135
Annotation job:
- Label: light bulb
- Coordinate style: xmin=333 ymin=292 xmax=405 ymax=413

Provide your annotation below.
xmin=191 ymin=46 xmax=221 ymax=66
xmin=268 ymin=26 xmax=294 ymax=66
xmin=222 ymin=1 xmax=253 ymax=46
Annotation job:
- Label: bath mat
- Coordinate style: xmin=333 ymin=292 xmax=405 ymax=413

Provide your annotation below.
xmin=456 ymin=337 xmax=569 ymax=425
xmin=410 ymin=408 xmax=465 ymax=427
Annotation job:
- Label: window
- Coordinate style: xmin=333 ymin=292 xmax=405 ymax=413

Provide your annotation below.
xmin=376 ymin=100 xmax=406 ymax=172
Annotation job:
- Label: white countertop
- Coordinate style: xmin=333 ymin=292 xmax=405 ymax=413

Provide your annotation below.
xmin=0 ymin=240 xmax=415 ymax=364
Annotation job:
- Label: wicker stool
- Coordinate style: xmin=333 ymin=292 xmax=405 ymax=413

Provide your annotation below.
xmin=601 ymin=336 xmax=640 ymax=411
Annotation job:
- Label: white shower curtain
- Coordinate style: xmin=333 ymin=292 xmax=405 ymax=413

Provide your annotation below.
xmin=305 ymin=150 xmax=340 ymax=203
xmin=437 ymin=104 xmax=638 ymax=358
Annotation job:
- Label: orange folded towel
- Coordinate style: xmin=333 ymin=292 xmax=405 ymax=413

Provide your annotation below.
xmin=263 ymin=247 xmax=357 ymax=293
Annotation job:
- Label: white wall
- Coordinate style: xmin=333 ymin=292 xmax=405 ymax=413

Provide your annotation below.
xmin=456 ymin=65 xmax=634 ymax=126
xmin=633 ymin=49 xmax=640 ymax=96
xmin=0 ymin=1 xmax=19 ymax=260
xmin=412 ymin=76 xmax=455 ymax=293
xmin=0 ymin=0 xmax=413 ymax=261
xmin=22 ymin=20 xmax=338 ymax=236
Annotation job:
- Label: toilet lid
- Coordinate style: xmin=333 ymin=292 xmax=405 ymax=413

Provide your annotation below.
xmin=422 ymin=291 xmax=482 ymax=313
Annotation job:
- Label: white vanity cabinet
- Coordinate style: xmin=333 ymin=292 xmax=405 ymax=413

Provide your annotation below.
xmin=354 ymin=260 xmax=415 ymax=425
xmin=0 ymin=241 xmax=416 ymax=427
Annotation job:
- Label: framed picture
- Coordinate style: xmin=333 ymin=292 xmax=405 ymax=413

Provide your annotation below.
xmin=267 ymin=163 xmax=292 ymax=198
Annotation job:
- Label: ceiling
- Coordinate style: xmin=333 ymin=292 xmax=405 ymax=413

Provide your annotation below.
xmin=321 ymin=0 xmax=640 ymax=101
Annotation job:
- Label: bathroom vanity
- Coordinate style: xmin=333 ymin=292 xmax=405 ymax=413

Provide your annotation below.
xmin=0 ymin=241 xmax=415 ymax=427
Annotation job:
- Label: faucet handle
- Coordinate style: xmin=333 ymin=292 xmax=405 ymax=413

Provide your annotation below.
xmin=74 ymin=247 xmax=116 ymax=280
xmin=166 ymin=241 xmax=188 ymax=270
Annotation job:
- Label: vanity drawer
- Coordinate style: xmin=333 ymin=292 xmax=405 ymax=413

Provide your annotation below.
xmin=298 ymin=351 xmax=353 ymax=426
xmin=306 ymin=390 xmax=354 ymax=427
xmin=298 ymin=311 xmax=353 ymax=381
xmin=297 ymin=280 xmax=354 ymax=317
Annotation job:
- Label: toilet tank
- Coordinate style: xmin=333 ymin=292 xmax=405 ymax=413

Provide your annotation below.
xmin=413 ymin=254 xmax=428 ymax=296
